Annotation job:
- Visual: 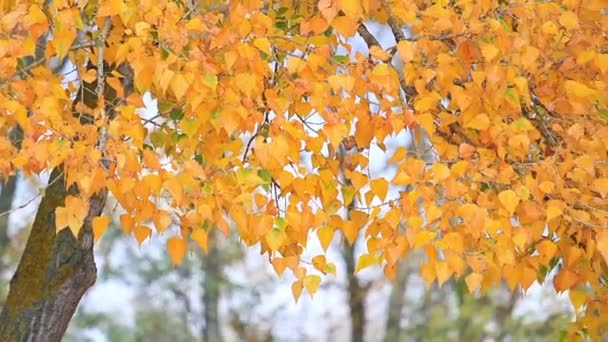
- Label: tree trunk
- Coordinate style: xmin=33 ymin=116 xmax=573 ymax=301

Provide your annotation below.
xmin=344 ymin=242 xmax=365 ymax=342
xmin=384 ymin=260 xmax=409 ymax=342
xmin=202 ymin=230 xmax=222 ymax=342
xmin=0 ymin=168 xmax=106 ymax=342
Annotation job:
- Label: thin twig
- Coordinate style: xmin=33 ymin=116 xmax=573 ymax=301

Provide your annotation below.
xmin=0 ymin=40 xmax=96 ymax=88
xmin=96 ymin=17 xmax=113 ymax=154
xmin=0 ymin=171 xmax=64 ymax=218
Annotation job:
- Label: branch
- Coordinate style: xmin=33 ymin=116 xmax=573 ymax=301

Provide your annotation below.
xmin=521 ymin=93 xmax=560 ymax=147
xmin=95 ymin=17 xmax=113 ymax=154
xmin=0 ymin=40 xmax=96 ymax=88
xmin=357 ymin=22 xmax=382 ymax=48
xmin=0 ymin=171 xmax=64 ymax=218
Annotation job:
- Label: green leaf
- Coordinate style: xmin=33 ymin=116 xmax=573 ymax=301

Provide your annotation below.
xmin=170 ymin=108 xmax=184 ymax=120
xmin=257 ymin=169 xmax=272 ymax=183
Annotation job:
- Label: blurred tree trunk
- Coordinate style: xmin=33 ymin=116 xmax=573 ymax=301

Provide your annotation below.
xmin=0 ymin=175 xmax=17 ymax=307
xmin=0 ymin=175 xmax=17 ymax=259
xmin=343 ymin=242 xmax=366 ymax=342
xmin=0 ymin=168 xmax=106 ymax=341
xmin=202 ymin=230 xmax=222 ymax=342
xmin=384 ymin=260 xmax=409 ymax=342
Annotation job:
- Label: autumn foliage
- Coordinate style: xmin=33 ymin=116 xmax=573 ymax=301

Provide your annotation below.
xmin=1 ymin=0 xmax=607 ymax=337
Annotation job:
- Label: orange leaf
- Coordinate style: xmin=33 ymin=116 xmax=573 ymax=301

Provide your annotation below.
xmin=134 ymin=225 xmax=151 ymax=245
xmin=465 ymin=272 xmax=482 ymax=293
xmin=272 ymin=258 xmax=287 ymax=276
xmin=317 ymin=226 xmax=334 ymax=251
xmin=292 ymin=280 xmax=303 ymax=301
xmin=167 ymin=236 xmax=187 ymax=265
xmin=92 ymin=216 xmax=111 ymax=241
xmin=498 ymin=190 xmax=520 ymax=215
xmin=191 ymin=229 xmax=208 ymax=253
xmin=596 ymin=231 xmax=608 ymax=265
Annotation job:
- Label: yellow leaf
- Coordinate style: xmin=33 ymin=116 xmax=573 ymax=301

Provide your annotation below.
xmin=191 ymin=229 xmax=208 ymax=253
xmin=564 ymin=80 xmax=596 ymax=98
xmin=498 ymin=190 xmax=519 ymax=215
xmin=464 ymin=113 xmax=490 ymax=130
xmin=57 ymin=196 xmax=89 ymax=237
xmin=185 ymin=17 xmax=203 ymax=32
xmin=167 ymin=236 xmax=187 ymax=265
xmin=134 ymin=21 xmax=151 ymax=37
xmin=170 ymin=73 xmax=189 ymax=101
xmin=253 ymin=37 xmax=272 ymax=54
xmin=265 ymin=228 xmax=286 ymax=252
xmin=576 ymin=50 xmax=595 ymax=65
xmin=546 ymin=200 xmax=563 ymax=221
xmin=596 ymin=231 xmax=608 ymax=265
xmin=538 ymin=181 xmax=555 ymax=194
xmin=397 ymin=40 xmax=415 ymax=63
xmin=303 ymin=275 xmax=321 ymax=297
xmin=317 ymin=226 xmax=334 ymax=251
xmin=324 ymin=122 xmax=348 ymax=148
xmin=164 ymin=177 xmax=184 ymax=205
xmin=356 ymin=253 xmax=376 ymax=272
xmin=369 ymin=178 xmax=388 ymax=201
xmin=537 ymin=240 xmax=557 ymax=265
xmin=98 ymin=0 xmax=124 ymax=16
xmin=55 ymin=207 xmax=69 ymax=233
xmin=53 ymin=28 xmax=76 ymax=59
xmin=389 ymin=147 xmax=408 ymax=163
xmin=312 ymin=255 xmax=327 ymax=273
xmin=414 ymin=93 xmax=440 ymax=111
xmin=595 ymin=53 xmax=608 ymax=74
xmin=331 ymin=16 xmax=358 ymax=37
xmin=338 ymin=0 xmax=362 ymax=18
xmin=414 ymin=230 xmax=436 ymax=249
xmin=435 ymin=261 xmax=452 ymax=286
xmin=152 ymin=210 xmax=171 ymax=233
xmin=369 ymin=46 xmax=392 ymax=62
xmin=592 ymin=178 xmax=608 ymax=197
xmin=558 ymin=11 xmax=579 ymax=30
xmin=480 ymin=42 xmax=499 ymax=61
xmin=553 ymin=268 xmax=579 ymax=292
xmin=465 ymin=272 xmax=482 ymax=293
xmin=429 ymin=163 xmax=450 ymax=182
xmin=92 ymin=215 xmax=111 ymax=241
xmin=416 ymin=113 xmax=435 ymax=138
xmin=272 ymin=258 xmax=286 ymax=276
xmin=120 ymin=214 xmax=135 ymax=235
xmin=134 ymin=225 xmax=151 ymax=245
xmin=569 ymin=289 xmax=589 ymax=311
xmin=420 ymin=263 xmax=436 ymax=285
xmin=292 ymin=280 xmax=303 ymax=301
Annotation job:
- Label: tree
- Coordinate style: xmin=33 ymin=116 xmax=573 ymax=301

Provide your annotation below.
xmin=1 ymin=0 xmax=607 ymax=340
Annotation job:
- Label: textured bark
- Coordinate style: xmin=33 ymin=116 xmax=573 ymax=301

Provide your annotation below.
xmin=384 ymin=260 xmax=409 ymax=342
xmin=202 ymin=231 xmax=222 ymax=342
xmin=344 ymin=243 xmax=365 ymax=342
xmin=0 ymin=168 xmax=107 ymax=342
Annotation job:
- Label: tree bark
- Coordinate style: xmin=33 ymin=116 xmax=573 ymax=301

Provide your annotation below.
xmin=344 ymin=242 xmax=366 ymax=342
xmin=202 ymin=231 xmax=222 ymax=342
xmin=0 ymin=168 xmax=107 ymax=342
